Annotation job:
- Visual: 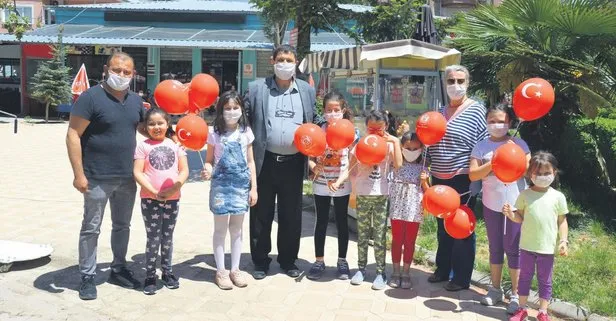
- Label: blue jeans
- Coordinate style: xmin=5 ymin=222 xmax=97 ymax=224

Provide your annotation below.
xmin=79 ymin=177 xmax=136 ymax=276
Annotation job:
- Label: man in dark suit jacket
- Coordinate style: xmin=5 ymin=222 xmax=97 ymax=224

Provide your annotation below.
xmin=244 ymin=45 xmax=323 ymax=279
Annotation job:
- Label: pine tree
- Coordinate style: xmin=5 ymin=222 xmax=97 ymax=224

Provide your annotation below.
xmin=30 ymin=27 xmax=72 ymax=122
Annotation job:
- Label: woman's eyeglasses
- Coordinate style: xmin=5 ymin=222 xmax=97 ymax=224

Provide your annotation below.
xmin=447 ymin=78 xmax=466 ymax=85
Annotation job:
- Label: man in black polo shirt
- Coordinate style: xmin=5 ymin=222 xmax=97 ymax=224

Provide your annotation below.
xmin=67 ymin=52 xmax=145 ymax=300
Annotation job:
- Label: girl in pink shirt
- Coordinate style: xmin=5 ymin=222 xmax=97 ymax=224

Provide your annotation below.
xmin=134 ymin=107 xmax=188 ymax=295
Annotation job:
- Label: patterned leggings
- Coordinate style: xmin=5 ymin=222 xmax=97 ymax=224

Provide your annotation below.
xmin=141 ymin=199 xmax=179 ymax=278
xmin=356 ymin=195 xmax=388 ymax=275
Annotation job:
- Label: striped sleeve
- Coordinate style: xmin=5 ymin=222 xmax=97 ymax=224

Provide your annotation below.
xmin=428 ymin=102 xmax=488 ymax=178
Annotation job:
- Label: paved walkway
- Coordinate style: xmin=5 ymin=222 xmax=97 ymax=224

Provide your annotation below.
xmin=0 ymin=121 xmax=553 ymax=321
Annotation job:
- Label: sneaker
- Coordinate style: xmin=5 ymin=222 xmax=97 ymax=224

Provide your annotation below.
xmin=215 ymin=270 xmax=233 ymax=290
xmin=372 ymin=273 xmax=387 ymax=290
xmin=509 ymin=308 xmax=528 ymax=321
xmin=350 ymin=270 xmax=366 ymax=285
xmin=400 ymin=273 xmax=412 ymax=289
xmin=143 ymin=276 xmax=157 ymax=295
xmin=388 ymin=272 xmax=401 ymax=288
xmin=162 ymin=272 xmax=179 ymax=289
xmin=337 ymin=258 xmax=350 ymax=280
xmin=78 ymin=275 xmax=97 ymax=300
xmin=307 ymin=261 xmax=326 ymax=280
xmin=480 ymin=286 xmax=504 ymax=306
xmin=109 ymin=267 xmax=141 ymax=289
xmin=507 ymin=296 xmax=520 ymax=314
xmin=230 ymin=270 xmax=248 ymax=288
xmin=536 ymin=312 xmax=550 ymax=321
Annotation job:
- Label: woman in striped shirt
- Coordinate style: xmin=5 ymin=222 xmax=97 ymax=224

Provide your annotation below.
xmin=427 ymin=65 xmax=488 ymax=291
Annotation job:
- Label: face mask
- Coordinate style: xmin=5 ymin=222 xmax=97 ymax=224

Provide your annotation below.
xmin=532 ymin=174 xmax=554 ymax=188
xmin=487 ymin=123 xmax=509 ymax=138
xmin=324 ymin=112 xmax=343 ymax=122
xmin=274 ymin=62 xmax=296 ymax=81
xmin=223 ymin=109 xmax=242 ymax=125
xmin=402 ymin=148 xmax=422 ymax=163
xmin=446 ymin=84 xmax=467 ymax=100
xmin=106 ymin=71 xmax=132 ymax=91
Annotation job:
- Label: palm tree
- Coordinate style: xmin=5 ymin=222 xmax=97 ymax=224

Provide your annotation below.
xmin=447 ymin=0 xmax=616 ymax=149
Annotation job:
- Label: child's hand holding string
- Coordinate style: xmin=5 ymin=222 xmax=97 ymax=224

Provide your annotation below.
xmin=202 ymin=164 xmax=213 ymax=180
xmin=558 ymin=240 xmax=569 ymax=257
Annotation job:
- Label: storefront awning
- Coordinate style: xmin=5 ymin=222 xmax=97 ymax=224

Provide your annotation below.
xmin=299 ymin=39 xmax=461 ymax=73
xmin=299 ymin=46 xmax=362 ymax=74
xmin=0 ymin=24 xmax=355 ymax=51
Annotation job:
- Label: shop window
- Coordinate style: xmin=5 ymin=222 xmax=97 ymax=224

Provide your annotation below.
xmin=0 ymin=59 xmax=20 ymax=84
xmin=256 ymin=50 xmax=272 ymax=79
xmin=25 ymin=58 xmax=45 ymax=93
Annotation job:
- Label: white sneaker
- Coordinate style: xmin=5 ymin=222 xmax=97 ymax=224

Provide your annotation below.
xmin=480 ymin=286 xmax=504 ymax=306
xmin=507 ymin=295 xmax=520 ymax=314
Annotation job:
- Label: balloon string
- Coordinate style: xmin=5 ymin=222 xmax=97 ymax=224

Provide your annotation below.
xmin=511 ymin=122 xmax=523 ymax=138
xmin=197 ymin=149 xmax=205 ymax=168
xmin=504 ymin=184 xmax=508 ymax=236
xmin=422 ymin=148 xmax=428 ymax=171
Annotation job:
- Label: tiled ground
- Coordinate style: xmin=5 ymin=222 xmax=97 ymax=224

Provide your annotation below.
xmin=0 ymin=120 xmax=554 ymax=321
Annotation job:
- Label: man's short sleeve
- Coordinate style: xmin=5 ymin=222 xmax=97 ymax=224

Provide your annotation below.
xmin=70 ymin=91 xmax=95 ymax=121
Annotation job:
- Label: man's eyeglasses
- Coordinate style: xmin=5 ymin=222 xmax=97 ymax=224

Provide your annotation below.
xmin=446 ymin=78 xmax=466 ymax=85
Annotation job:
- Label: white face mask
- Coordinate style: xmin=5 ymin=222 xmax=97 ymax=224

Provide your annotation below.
xmin=274 ymin=62 xmax=296 ymax=81
xmin=324 ymin=112 xmax=343 ymax=122
xmin=487 ymin=123 xmax=509 ymax=138
xmin=531 ymin=174 xmax=554 ymax=188
xmin=447 ymin=84 xmax=467 ymax=100
xmin=223 ymin=109 xmax=242 ymax=125
xmin=402 ymin=148 xmax=422 ymax=163
xmin=106 ymin=71 xmax=132 ymax=91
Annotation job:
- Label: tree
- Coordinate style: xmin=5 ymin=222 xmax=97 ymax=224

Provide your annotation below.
xmin=352 ymin=0 xmax=424 ymax=43
xmin=251 ymin=0 xmax=294 ymax=47
xmin=448 ymin=0 xmax=616 ymax=150
xmin=30 ymin=28 xmax=72 ymax=123
xmin=0 ymin=0 xmax=32 ymax=40
xmin=250 ymin=0 xmax=357 ymax=60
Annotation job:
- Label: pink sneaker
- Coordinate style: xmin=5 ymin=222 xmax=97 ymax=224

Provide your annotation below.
xmin=537 ymin=312 xmax=550 ymax=321
xmin=509 ymin=308 xmax=528 ymax=321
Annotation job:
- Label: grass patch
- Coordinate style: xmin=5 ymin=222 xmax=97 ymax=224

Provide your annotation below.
xmin=414 ymin=197 xmax=616 ymax=317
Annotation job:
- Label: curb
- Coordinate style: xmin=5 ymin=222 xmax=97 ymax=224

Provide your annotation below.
xmin=299 ymin=196 xmax=613 ymax=321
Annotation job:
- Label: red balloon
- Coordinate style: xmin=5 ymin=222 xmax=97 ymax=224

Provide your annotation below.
xmin=492 ymin=142 xmax=528 ymax=183
xmin=326 ymin=119 xmax=355 ymax=150
xmin=294 ymin=123 xmax=326 ymax=157
xmin=189 ymin=73 xmax=220 ymax=112
xmin=415 ymin=111 xmax=447 ymax=145
xmin=355 ymin=134 xmax=388 ymax=165
xmin=423 ymin=185 xmax=460 ymax=218
xmin=175 ymin=114 xmax=208 ymax=151
xmin=154 ymin=80 xmax=189 ymax=115
xmin=444 ymin=205 xmax=477 ymax=239
xmin=513 ymin=78 xmax=555 ymax=121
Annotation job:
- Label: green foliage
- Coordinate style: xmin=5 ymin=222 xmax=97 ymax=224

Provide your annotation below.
xmin=448 ymin=0 xmax=616 ymax=115
xmin=352 ymin=0 xmax=424 ymax=43
xmin=315 ymin=96 xmax=324 ymax=116
xmin=558 ymin=116 xmax=616 ymax=227
xmin=251 ymin=0 xmax=357 ymax=59
xmin=30 ymin=29 xmax=73 ymax=122
xmin=434 ymin=12 xmax=464 ymax=43
xmin=1 ymin=1 xmax=31 ymax=40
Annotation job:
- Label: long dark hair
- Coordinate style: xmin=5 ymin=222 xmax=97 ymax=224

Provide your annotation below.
xmin=364 ymin=109 xmax=388 ymax=126
xmin=214 ymin=91 xmax=248 ymax=135
xmin=527 ymin=151 xmax=560 ymax=187
xmin=323 ymin=90 xmax=353 ymax=120
xmin=144 ymin=107 xmax=175 ymax=139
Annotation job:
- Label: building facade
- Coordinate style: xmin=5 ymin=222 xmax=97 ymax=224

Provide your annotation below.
xmin=0 ymin=0 xmax=363 ymax=116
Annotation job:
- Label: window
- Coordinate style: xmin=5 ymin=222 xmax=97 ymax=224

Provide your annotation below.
xmin=26 ymin=58 xmax=45 ymax=93
xmin=0 ymin=59 xmax=20 ymax=84
xmin=2 ymin=6 xmax=34 ymax=25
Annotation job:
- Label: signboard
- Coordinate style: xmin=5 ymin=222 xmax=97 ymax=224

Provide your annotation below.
xmin=289 ymin=28 xmax=298 ymax=47
xmin=243 ymin=64 xmax=254 ymax=78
